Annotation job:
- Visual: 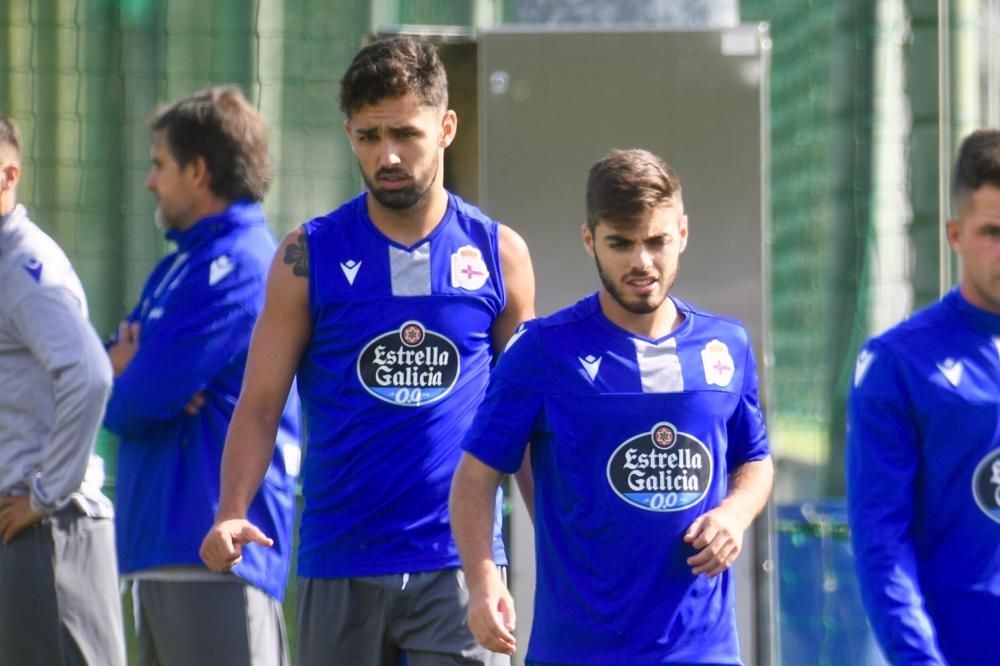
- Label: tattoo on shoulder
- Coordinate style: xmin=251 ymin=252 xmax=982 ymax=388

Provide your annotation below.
xmin=283 ymin=232 xmax=309 ymax=278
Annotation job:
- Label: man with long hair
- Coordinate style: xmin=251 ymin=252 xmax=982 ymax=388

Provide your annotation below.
xmin=105 ymin=87 xmax=300 ymax=666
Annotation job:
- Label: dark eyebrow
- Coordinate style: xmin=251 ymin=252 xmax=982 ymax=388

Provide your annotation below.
xmin=603 ymin=233 xmax=632 ymax=243
xmin=603 ymin=232 xmax=671 ymax=243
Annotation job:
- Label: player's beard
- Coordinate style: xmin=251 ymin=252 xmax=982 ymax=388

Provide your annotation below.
xmin=593 ymin=252 xmax=676 ymax=315
xmin=153 ymin=205 xmax=166 ymax=230
xmin=153 ymin=203 xmax=185 ymax=231
xmin=360 ymin=156 xmax=438 ymax=211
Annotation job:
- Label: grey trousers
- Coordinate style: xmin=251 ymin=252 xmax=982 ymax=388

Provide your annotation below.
xmin=296 ymin=568 xmax=511 ymax=666
xmin=134 ymin=578 xmax=289 ymax=666
xmin=0 ymin=506 xmax=126 ymax=666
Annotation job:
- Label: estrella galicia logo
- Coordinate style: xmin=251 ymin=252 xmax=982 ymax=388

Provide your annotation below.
xmin=606 ymin=422 xmax=713 ymax=512
xmin=972 ymin=448 xmax=1000 ymax=524
xmin=357 ymin=321 xmax=460 ymax=407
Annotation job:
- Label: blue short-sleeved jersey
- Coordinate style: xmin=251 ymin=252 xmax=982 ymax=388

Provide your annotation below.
xmin=847 ymin=289 xmax=1000 ymax=666
xmin=296 ymin=191 xmax=508 ymax=578
xmin=464 ymin=294 xmax=769 ymax=665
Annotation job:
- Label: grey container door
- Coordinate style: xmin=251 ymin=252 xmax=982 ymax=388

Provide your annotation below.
xmin=479 ymin=25 xmax=772 ymax=666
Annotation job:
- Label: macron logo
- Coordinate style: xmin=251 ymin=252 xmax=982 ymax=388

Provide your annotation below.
xmin=22 ymin=258 xmax=42 ymax=282
xmin=579 ymin=354 xmax=602 ymax=381
xmin=853 ymin=349 xmax=875 ymax=388
xmin=209 ymin=255 xmax=234 ymax=286
xmin=937 ymin=358 xmax=963 ymax=387
xmin=340 ymin=259 xmax=361 ymax=285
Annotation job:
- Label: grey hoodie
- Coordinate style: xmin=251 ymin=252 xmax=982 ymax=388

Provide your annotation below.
xmin=0 ymin=204 xmax=113 ymax=517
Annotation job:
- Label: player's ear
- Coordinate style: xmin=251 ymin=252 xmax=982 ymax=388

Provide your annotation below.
xmin=440 ymin=109 xmax=457 ymax=149
xmin=582 ymin=224 xmax=596 ymax=258
xmin=0 ymin=160 xmax=21 ymax=192
xmin=945 ymin=218 xmax=962 ymax=252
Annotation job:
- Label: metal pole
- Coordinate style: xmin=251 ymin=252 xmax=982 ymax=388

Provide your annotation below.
xmin=938 ymin=0 xmax=952 ymax=296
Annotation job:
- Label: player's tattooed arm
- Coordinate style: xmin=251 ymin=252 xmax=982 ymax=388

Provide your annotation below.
xmin=283 ymin=232 xmax=309 ymax=278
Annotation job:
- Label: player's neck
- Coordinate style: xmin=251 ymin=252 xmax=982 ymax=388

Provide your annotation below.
xmin=958 ymin=277 xmax=1000 ymax=315
xmin=0 ymin=192 xmax=15 ymax=217
xmin=599 ymin=291 xmax=683 ymax=340
xmin=367 ymin=186 xmax=449 ymax=247
xmin=169 ymin=192 xmax=233 ymax=233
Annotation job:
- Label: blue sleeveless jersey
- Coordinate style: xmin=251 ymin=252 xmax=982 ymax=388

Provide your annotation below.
xmin=464 ymin=294 xmax=769 ymax=665
xmin=297 ymin=192 xmax=508 ymax=577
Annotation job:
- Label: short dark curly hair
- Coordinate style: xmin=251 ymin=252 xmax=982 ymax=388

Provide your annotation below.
xmin=339 ymin=37 xmax=448 ymax=117
xmin=149 ymin=86 xmax=272 ymax=203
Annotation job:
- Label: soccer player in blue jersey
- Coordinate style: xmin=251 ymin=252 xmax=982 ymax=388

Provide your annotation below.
xmin=847 ymin=129 xmax=1000 ymax=666
xmin=450 ymin=148 xmax=774 ymax=664
xmin=104 ymin=87 xmax=301 ymax=666
xmin=199 ymin=37 xmax=535 ymax=664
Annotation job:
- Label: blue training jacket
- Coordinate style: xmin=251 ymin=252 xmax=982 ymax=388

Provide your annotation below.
xmin=104 ymin=201 xmax=301 ymax=601
xmin=847 ymin=289 xmax=1000 ymax=665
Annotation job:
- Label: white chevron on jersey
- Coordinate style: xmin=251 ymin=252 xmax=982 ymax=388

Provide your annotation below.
xmin=854 ymin=348 xmax=875 ymax=388
xmin=209 ymin=255 xmax=235 ymax=286
xmin=341 ymin=259 xmax=362 ymax=285
xmin=936 ymin=358 xmax=963 ymax=387
xmin=503 ymin=326 xmax=527 ymax=353
xmin=579 ymin=354 xmax=601 ymax=381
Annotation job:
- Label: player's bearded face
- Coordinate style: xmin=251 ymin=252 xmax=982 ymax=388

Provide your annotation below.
xmin=588 ymin=204 xmax=687 ymax=316
xmin=359 ymin=155 xmax=438 ymax=211
xmin=346 ymin=93 xmax=454 ymax=213
xmin=146 ymin=132 xmax=199 ymax=232
xmin=593 ymin=250 xmax=676 ymax=315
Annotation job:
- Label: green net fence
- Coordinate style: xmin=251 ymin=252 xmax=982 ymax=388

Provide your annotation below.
xmin=1 ymin=1 xmax=978 ymax=663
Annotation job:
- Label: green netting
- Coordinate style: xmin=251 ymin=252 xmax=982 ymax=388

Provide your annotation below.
xmin=0 ymin=2 xmax=472 ymax=661
xmin=0 ymin=0 xmax=377 ymax=339
xmin=2 ymin=2 xmax=977 ymax=663
xmin=743 ymin=0 xmax=840 ymax=485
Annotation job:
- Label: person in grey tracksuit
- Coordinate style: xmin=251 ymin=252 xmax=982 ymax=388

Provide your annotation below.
xmin=0 ymin=113 xmax=126 ymax=666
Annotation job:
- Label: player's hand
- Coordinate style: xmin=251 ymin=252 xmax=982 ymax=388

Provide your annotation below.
xmin=183 ymin=391 xmax=206 ymax=416
xmin=683 ymin=505 xmax=746 ymax=577
xmin=108 ymin=320 xmax=141 ymax=377
xmin=199 ymin=519 xmax=273 ymax=572
xmin=0 ymin=494 xmax=42 ymax=544
xmin=466 ymin=570 xmax=517 ymax=655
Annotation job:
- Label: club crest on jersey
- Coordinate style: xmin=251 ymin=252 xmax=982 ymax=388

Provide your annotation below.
xmin=357 ymin=320 xmax=461 ymax=407
xmin=701 ymin=339 xmax=735 ymax=387
xmin=450 ymin=245 xmax=489 ymax=291
xmin=606 ymin=421 xmax=713 ymax=512
xmin=972 ymin=448 xmax=1000 ymax=525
